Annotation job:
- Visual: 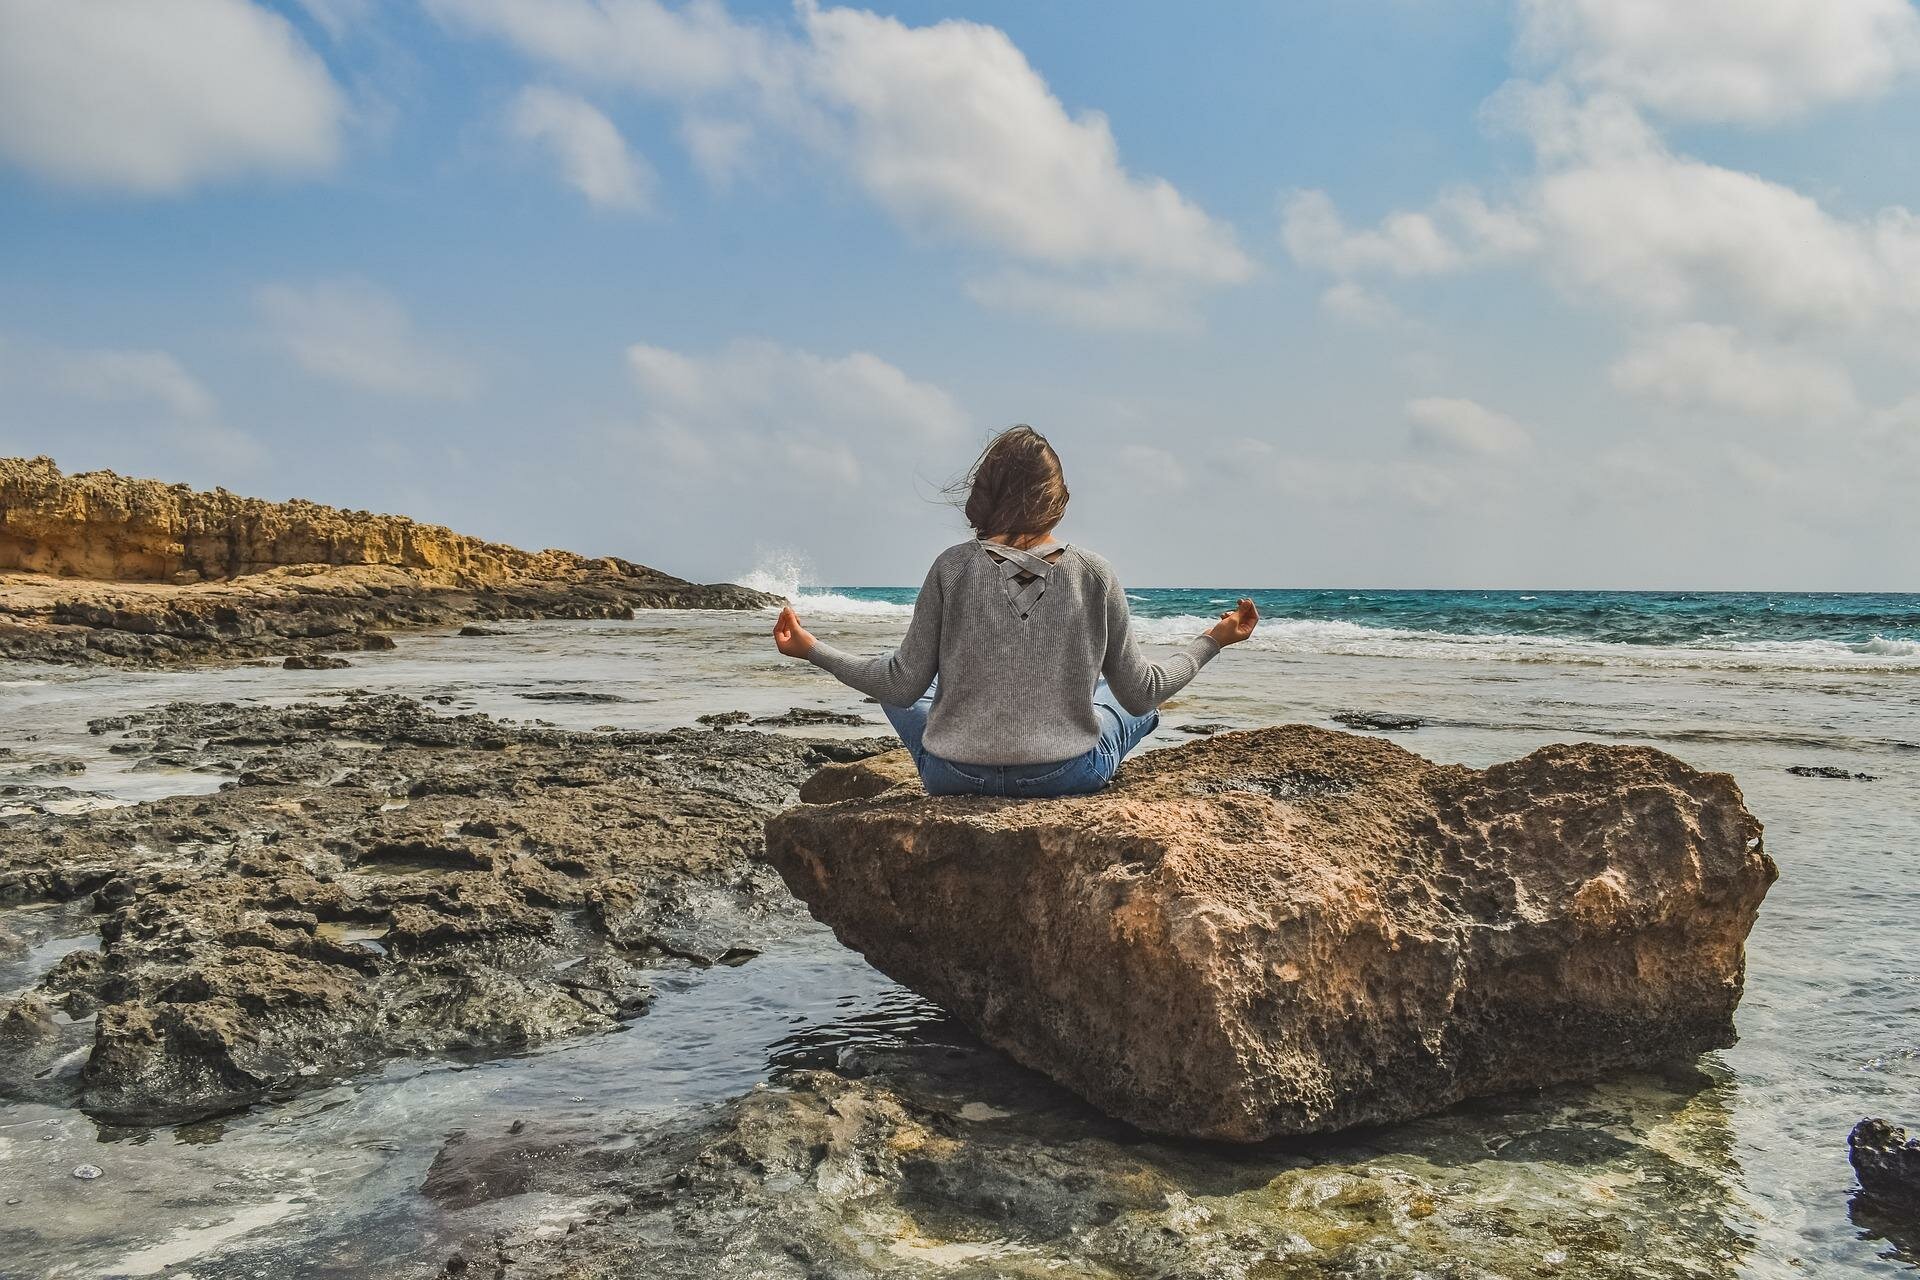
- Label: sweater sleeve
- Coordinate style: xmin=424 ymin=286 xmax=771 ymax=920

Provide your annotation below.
xmin=1099 ymin=566 xmax=1220 ymax=716
xmin=804 ymin=559 xmax=943 ymax=707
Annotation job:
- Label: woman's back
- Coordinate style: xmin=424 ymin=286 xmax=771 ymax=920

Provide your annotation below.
xmin=805 ymin=539 xmax=1220 ymax=765
xmin=772 ymin=423 xmax=1257 ymax=790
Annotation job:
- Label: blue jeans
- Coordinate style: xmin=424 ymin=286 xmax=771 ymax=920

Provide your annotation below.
xmin=881 ymin=678 xmax=1158 ymax=798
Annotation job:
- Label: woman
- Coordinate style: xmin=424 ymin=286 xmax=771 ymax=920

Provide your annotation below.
xmin=772 ymin=425 xmax=1259 ymax=797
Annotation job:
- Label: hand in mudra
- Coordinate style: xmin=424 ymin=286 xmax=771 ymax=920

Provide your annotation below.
xmin=773 ymin=605 xmax=816 ymax=658
xmin=1206 ymin=598 xmax=1259 ymax=647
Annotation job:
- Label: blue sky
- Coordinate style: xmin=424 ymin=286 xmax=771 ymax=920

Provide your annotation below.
xmin=2 ymin=0 xmax=1918 ymax=589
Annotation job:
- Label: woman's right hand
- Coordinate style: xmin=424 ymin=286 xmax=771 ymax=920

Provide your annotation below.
xmin=1206 ymin=598 xmax=1259 ymax=647
xmin=773 ymin=605 xmax=816 ymax=658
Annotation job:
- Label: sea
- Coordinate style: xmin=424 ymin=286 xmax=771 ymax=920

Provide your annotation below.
xmin=1 ymin=579 xmax=1916 ymax=1276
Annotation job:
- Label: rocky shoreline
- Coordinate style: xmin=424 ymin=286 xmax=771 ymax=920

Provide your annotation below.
xmin=0 ymin=457 xmax=777 ymax=666
xmin=0 ymin=694 xmax=886 ymax=1125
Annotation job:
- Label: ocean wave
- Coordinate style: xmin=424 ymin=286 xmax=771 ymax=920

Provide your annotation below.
xmin=1853 ymin=635 xmax=1920 ymax=657
xmin=789 ymin=590 xmax=916 ymax=618
xmin=734 ymin=551 xmax=917 ymax=618
xmin=1125 ymin=615 xmax=1920 ymax=673
xmin=735 ymin=561 xmax=1920 ymax=672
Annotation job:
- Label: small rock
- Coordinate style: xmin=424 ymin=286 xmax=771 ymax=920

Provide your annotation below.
xmin=25 ymin=759 xmax=85 ymax=777
xmin=1851 ymin=1117 xmax=1920 ymax=1212
xmin=519 ymin=690 xmax=630 ymax=704
xmin=1331 ymin=711 xmax=1425 ymax=732
xmin=0 ymin=996 xmax=59 ymax=1046
xmin=752 ymin=707 xmax=871 ymax=728
xmin=458 ymin=625 xmax=503 ymax=637
xmin=1787 ymin=765 xmax=1878 ymax=781
xmin=1175 ymin=722 xmax=1234 ymax=736
xmin=696 ymin=710 xmax=752 ymax=727
xmin=72 ymin=1164 xmax=103 ymax=1180
xmin=284 ymin=654 xmax=352 ymax=670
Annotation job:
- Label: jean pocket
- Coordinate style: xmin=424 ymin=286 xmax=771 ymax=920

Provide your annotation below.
xmin=1011 ymin=750 xmax=1109 ymax=798
xmin=920 ymin=755 xmax=992 ymax=796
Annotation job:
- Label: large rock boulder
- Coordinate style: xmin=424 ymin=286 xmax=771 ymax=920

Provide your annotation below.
xmin=765 ymin=726 xmax=1776 ymax=1142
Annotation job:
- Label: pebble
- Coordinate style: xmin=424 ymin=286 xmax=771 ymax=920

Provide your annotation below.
xmin=72 ymin=1164 xmax=103 ymax=1180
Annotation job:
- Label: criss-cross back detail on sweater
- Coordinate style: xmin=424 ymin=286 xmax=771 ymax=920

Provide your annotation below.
xmin=979 ymin=538 xmax=1066 ymax=620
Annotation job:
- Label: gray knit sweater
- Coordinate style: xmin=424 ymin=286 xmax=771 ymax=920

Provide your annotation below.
xmin=806 ymin=540 xmax=1220 ymax=766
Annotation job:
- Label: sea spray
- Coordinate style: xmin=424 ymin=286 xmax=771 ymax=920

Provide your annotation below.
xmin=736 ymin=550 xmax=916 ymax=618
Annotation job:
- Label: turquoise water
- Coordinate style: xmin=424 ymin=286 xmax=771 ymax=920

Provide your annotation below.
xmin=794 ymin=587 xmax=1920 ymax=668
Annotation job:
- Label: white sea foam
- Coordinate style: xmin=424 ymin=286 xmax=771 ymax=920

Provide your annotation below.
xmin=734 ymin=551 xmax=915 ymax=618
xmin=736 ymin=554 xmax=1920 ymax=672
xmin=1125 ymin=615 xmax=1920 ymax=673
xmin=790 ymin=590 xmax=916 ymax=618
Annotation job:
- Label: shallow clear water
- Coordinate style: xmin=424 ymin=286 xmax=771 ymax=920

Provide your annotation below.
xmin=1 ymin=605 xmax=1917 ymax=1276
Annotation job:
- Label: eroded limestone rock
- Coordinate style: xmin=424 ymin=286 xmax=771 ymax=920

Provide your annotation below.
xmin=0 ymin=695 xmax=890 ymax=1123
xmin=766 ymin=727 xmax=1777 ymax=1141
xmin=0 ymin=456 xmax=778 ymax=665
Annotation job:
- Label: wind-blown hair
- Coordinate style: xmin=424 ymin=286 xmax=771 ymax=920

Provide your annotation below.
xmin=951 ymin=425 xmax=1070 ymax=542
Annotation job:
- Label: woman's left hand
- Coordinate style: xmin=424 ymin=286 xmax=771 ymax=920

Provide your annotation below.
xmin=1206 ymin=598 xmax=1259 ymax=647
xmin=773 ymin=605 xmax=817 ymax=658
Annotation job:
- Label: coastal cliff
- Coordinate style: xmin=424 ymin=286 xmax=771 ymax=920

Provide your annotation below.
xmin=0 ymin=457 xmax=778 ymax=664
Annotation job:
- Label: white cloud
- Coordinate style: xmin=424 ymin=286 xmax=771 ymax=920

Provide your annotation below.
xmin=1288 ymin=86 xmax=1920 ymax=341
xmin=1610 ymin=324 xmax=1859 ymax=419
xmin=47 ymin=349 xmax=219 ymax=421
xmin=964 ymin=271 xmax=1201 ymax=333
xmin=600 ymin=338 xmax=971 ymax=575
xmin=0 ymin=0 xmax=345 ymax=194
xmin=509 ymin=86 xmax=655 ymax=211
xmin=295 ymin=0 xmax=374 ymax=40
xmin=679 ymin=116 xmax=755 ymax=183
xmin=1406 ymin=397 xmax=1534 ymax=457
xmin=426 ymin=0 xmax=784 ymax=97
xmin=1112 ymin=444 xmax=1189 ymax=492
xmin=256 ymin=280 xmax=481 ymax=400
xmin=1515 ymin=0 xmax=1920 ymax=123
xmin=794 ymin=5 xmax=1250 ymax=286
xmin=1282 ymin=187 xmax=1535 ymax=277
xmin=1318 ymin=282 xmax=1403 ymax=328
xmin=1514 ymin=92 xmax=1920 ymax=332
xmin=0 ymin=337 xmax=262 ymax=470
xmin=429 ymin=0 xmax=1252 ymax=323
xmin=625 ymin=339 xmax=966 ymax=466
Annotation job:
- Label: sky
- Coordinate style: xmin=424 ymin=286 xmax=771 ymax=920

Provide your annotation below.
xmin=2 ymin=0 xmax=1919 ymax=590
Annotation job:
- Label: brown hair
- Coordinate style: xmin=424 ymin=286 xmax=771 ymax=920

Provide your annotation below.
xmin=953 ymin=425 xmax=1069 ymax=542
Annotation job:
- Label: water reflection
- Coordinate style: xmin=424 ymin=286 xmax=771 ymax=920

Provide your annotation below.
xmin=1851 ymin=1193 xmax=1920 ymax=1268
xmin=764 ymin=987 xmax=955 ymax=1073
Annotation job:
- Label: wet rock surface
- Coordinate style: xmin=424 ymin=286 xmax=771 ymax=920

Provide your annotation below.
xmin=753 ymin=706 xmax=876 ymax=728
xmin=426 ymin=1031 xmax=1757 ymax=1280
xmin=1787 ymin=765 xmax=1879 ymax=781
xmin=1331 ymin=710 xmax=1426 ymax=731
xmin=0 ymin=694 xmax=889 ymax=1124
xmin=768 ymin=728 xmax=1777 ymax=1141
xmin=1851 ymin=1117 xmax=1920 ymax=1215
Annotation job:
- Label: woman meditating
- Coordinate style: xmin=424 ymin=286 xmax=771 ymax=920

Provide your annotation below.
xmin=771 ymin=425 xmax=1259 ymax=797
